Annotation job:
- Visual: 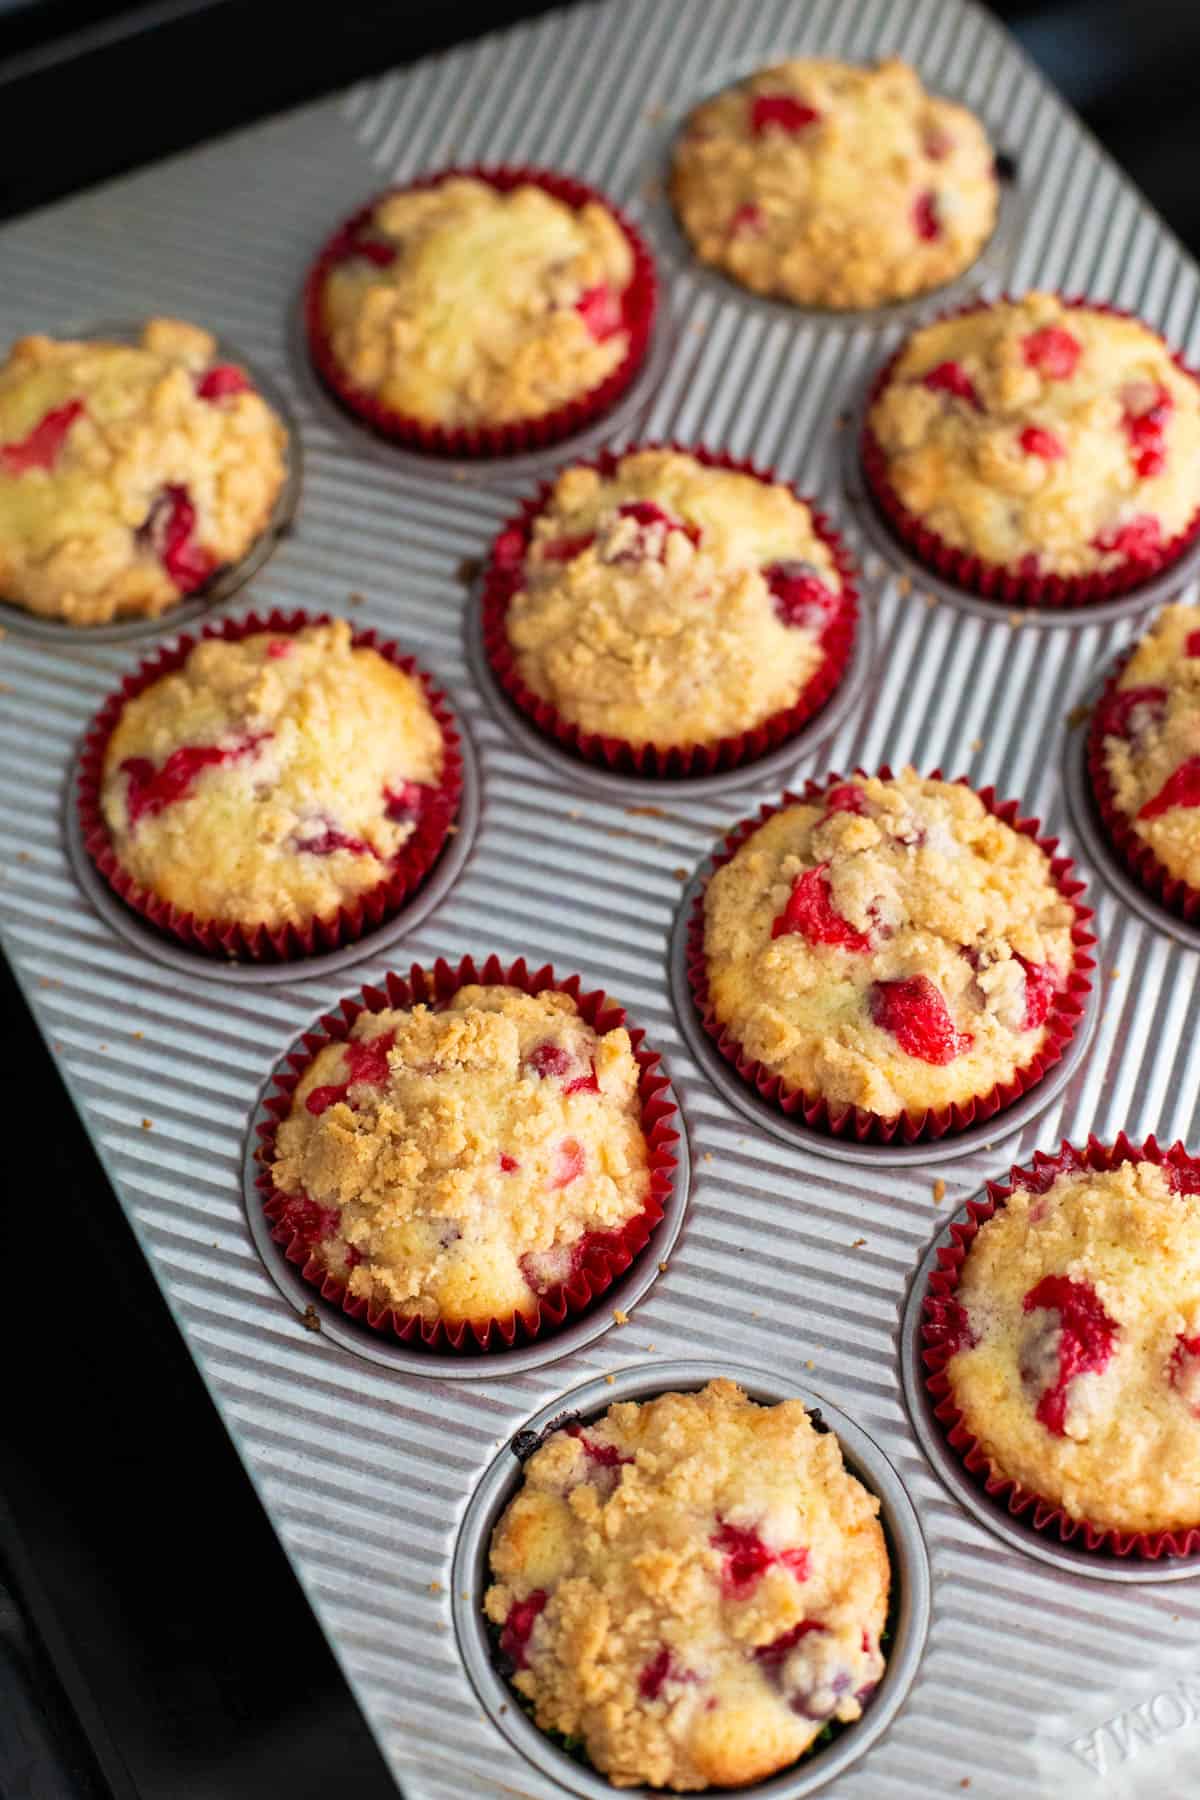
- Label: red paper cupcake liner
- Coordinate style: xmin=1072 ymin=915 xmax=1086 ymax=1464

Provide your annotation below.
xmin=921 ymin=1133 xmax=1200 ymax=1558
xmin=303 ymin=165 xmax=659 ymax=459
xmin=1086 ymin=642 xmax=1200 ymax=924
xmin=77 ymin=608 xmax=464 ymax=963
xmin=480 ymin=442 xmax=860 ymax=778
xmin=253 ymin=954 xmax=679 ymax=1352
xmin=685 ymin=767 xmax=1097 ymax=1144
xmin=860 ymin=294 xmax=1200 ymax=609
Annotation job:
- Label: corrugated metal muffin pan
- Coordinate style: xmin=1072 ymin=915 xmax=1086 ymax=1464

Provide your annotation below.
xmin=4 ymin=0 xmax=1200 ymax=1795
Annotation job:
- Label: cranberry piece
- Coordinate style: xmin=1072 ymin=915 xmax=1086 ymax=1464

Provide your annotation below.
xmin=529 ymin=1043 xmax=571 ymax=1080
xmin=1094 ymin=683 xmax=1168 ymax=741
xmin=565 ymin=1423 xmax=633 ymax=1468
xmin=1122 ymin=381 xmax=1173 ymax=479
xmin=753 ymin=1620 xmax=825 ymax=1676
xmin=196 ymin=364 xmax=253 ymax=401
xmin=821 ymin=783 xmax=867 ymax=819
xmin=1185 ymin=631 xmax=1200 ymax=657
xmin=764 ymin=561 xmax=840 ymax=632
xmin=728 ymin=202 xmax=766 ymax=236
xmin=1022 ymin=325 xmax=1082 ymax=380
xmin=613 ymin=500 xmax=700 ymax=560
xmin=710 ymin=1520 xmax=808 ymax=1597
xmin=869 ymin=975 xmax=972 ymax=1064
xmin=1022 ymin=1275 xmax=1119 ymax=1435
xmin=500 ymin=1591 xmax=547 ymax=1670
xmin=293 ymin=824 xmax=374 ymax=857
xmin=772 ymin=864 xmax=873 ymax=951
xmin=276 ymin=1192 xmax=341 ymax=1252
xmin=1170 ymin=1332 xmax=1200 ymax=1413
xmin=1017 ymin=956 xmax=1058 ymax=1030
xmin=120 ymin=730 xmax=270 ymax=827
xmin=550 ymin=1138 xmax=585 ymax=1189
xmin=638 ymin=1647 xmax=674 ymax=1701
xmin=266 ymin=638 xmax=293 ymax=659
xmin=565 ymin=1063 xmax=600 ymax=1095
xmin=912 ymin=190 xmax=940 ymax=241
xmin=383 ymin=781 xmax=428 ymax=824
xmin=1139 ymin=756 xmax=1200 ymax=820
xmin=575 ymin=284 xmax=623 ymax=342
xmin=922 ymin=125 xmax=955 ymax=160
xmin=1092 ymin=513 xmax=1162 ymax=562
xmin=1019 ymin=425 xmax=1065 ymax=460
xmin=538 ymin=532 xmax=596 ymax=563
xmin=499 ymin=1152 xmax=520 ymax=1172
xmin=138 ymin=484 xmax=216 ymax=592
xmin=750 ymin=94 xmax=821 ymax=136
xmin=305 ymin=1029 xmax=396 ymax=1116
xmin=922 ymin=361 xmax=982 ymax=409
xmin=0 ymin=397 xmax=85 ymax=475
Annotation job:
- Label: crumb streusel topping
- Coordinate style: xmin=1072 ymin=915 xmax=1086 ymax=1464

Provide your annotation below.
xmin=867 ymin=294 xmax=1200 ymax=577
xmin=0 ymin=318 xmax=287 ymax=625
xmin=269 ymin=984 xmax=650 ymax=1324
xmin=702 ymin=770 xmax=1077 ymax=1117
xmin=100 ymin=620 xmax=444 ymax=931
xmin=504 ymin=449 xmax=848 ymax=748
xmin=485 ymin=1378 xmax=889 ymax=1791
xmin=944 ymin=1159 xmax=1200 ymax=1534
xmin=1096 ymin=603 xmax=1200 ymax=890
xmin=318 ymin=177 xmax=636 ymax=428
xmin=670 ymin=57 xmax=997 ymax=310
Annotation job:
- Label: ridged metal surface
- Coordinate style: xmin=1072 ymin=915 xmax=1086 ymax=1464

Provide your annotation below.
xmin=3 ymin=1 xmax=1200 ymax=1796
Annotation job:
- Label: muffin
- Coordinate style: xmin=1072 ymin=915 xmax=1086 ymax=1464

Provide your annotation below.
xmin=934 ymin=1154 xmax=1200 ymax=1537
xmin=698 ymin=770 xmax=1086 ymax=1133
xmin=267 ymin=982 xmax=652 ymax=1335
xmin=0 ymin=318 xmax=287 ymax=625
xmin=863 ymin=294 xmax=1200 ymax=602
xmin=1089 ymin=603 xmax=1200 ymax=912
xmin=485 ymin=1379 xmax=889 ymax=1791
xmin=308 ymin=171 xmax=655 ymax=450
xmin=670 ymin=57 xmax=998 ymax=310
xmin=94 ymin=618 xmax=452 ymax=947
xmin=485 ymin=447 xmax=856 ymax=770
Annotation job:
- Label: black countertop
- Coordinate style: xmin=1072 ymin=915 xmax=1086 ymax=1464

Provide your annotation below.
xmin=3 ymin=4 xmax=1200 ymax=1796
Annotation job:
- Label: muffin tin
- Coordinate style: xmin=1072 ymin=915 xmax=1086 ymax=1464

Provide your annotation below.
xmin=4 ymin=0 xmax=1200 ymax=1796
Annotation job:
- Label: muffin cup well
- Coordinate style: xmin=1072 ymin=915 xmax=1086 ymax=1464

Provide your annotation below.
xmin=253 ymin=954 xmax=679 ymax=1353
xmin=303 ymin=165 xmax=658 ymax=459
xmin=77 ymin=608 xmax=464 ymax=963
xmin=920 ymin=1133 xmax=1200 ymax=1559
xmin=1086 ymin=643 xmax=1200 ymax=925
xmin=860 ymin=295 xmax=1200 ymax=609
xmin=685 ymin=769 xmax=1097 ymax=1145
xmin=480 ymin=443 xmax=860 ymax=778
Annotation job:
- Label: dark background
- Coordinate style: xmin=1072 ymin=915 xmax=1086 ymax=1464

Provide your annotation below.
xmin=3 ymin=3 xmax=1200 ymax=1796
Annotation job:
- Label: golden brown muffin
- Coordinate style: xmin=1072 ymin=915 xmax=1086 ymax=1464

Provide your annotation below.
xmin=505 ymin=448 xmax=848 ymax=749
xmin=945 ymin=1159 xmax=1200 ymax=1534
xmin=485 ymin=1379 xmax=889 ymax=1790
xmin=0 ymin=319 xmax=287 ymax=624
xmin=866 ymin=294 xmax=1200 ymax=578
xmin=100 ymin=621 xmax=443 ymax=931
xmin=702 ymin=770 xmax=1076 ymax=1119
xmin=670 ymin=57 xmax=997 ymax=309
xmin=318 ymin=176 xmax=636 ymax=428
xmin=270 ymin=984 xmax=650 ymax=1324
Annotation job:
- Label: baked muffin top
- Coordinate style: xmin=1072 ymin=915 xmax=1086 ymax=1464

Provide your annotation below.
xmin=317 ymin=176 xmax=637 ymax=428
xmin=1095 ymin=603 xmax=1200 ymax=889
xmin=485 ymin=1379 xmax=889 ymax=1791
xmin=943 ymin=1158 xmax=1200 ymax=1534
xmin=702 ymin=770 xmax=1077 ymax=1118
xmin=670 ymin=57 xmax=997 ymax=310
xmin=503 ymin=449 xmax=849 ymax=748
xmin=866 ymin=294 xmax=1200 ymax=577
xmin=269 ymin=984 xmax=650 ymax=1325
xmin=0 ymin=319 xmax=287 ymax=625
xmin=100 ymin=620 xmax=444 ymax=931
